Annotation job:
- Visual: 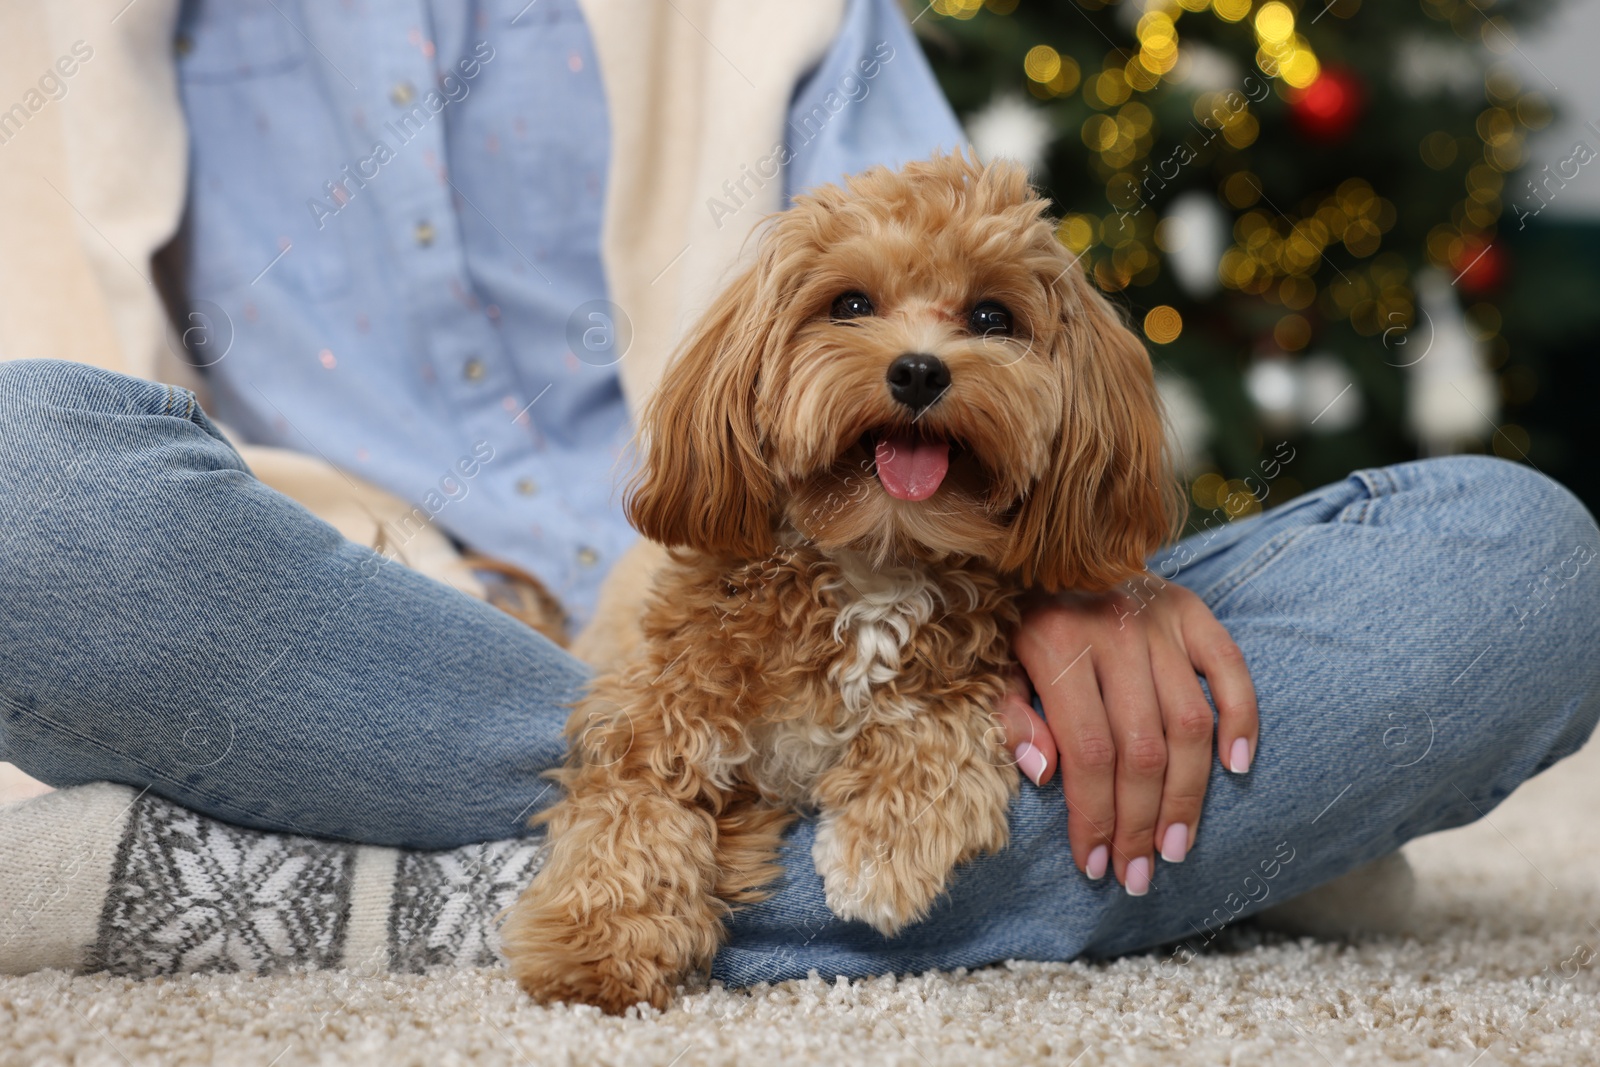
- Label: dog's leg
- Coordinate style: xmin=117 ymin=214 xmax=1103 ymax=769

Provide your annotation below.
xmin=501 ymin=776 xmax=722 ymax=1013
xmin=711 ymin=789 xmax=795 ymax=905
xmin=501 ymin=680 xmax=737 ymax=1014
xmin=810 ymin=703 xmax=1018 ymax=936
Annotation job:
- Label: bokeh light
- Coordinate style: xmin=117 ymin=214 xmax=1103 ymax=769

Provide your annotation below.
xmin=1144 ymin=305 xmax=1184 ymax=343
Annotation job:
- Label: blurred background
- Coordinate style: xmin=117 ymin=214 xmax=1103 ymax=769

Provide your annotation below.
xmin=912 ymin=0 xmax=1600 ymax=528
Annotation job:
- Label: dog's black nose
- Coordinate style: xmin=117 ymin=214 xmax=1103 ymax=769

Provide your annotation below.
xmin=886 ymin=354 xmax=950 ymax=413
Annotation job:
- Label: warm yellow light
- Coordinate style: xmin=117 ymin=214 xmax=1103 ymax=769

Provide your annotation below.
xmin=1049 ymin=55 xmax=1082 ymax=95
xmin=1273 ymin=313 xmax=1311 ymax=351
xmin=1213 ymin=0 xmax=1251 ymax=22
xmin=1223 ymin=112 xmax=1260 ymax=147
xmin=1144 ymin=305 xmax=1184 ymax=344
xmin=1219 ymin=247 xmax=1257 ymax=289
xmin=1092 ymin=68 xmax=1132 ymax=107
xmin=1139 ymin=45 xmax=1180 ymax=77
xmin=1476 ymin=107 xmax=1516 ymax=146
xmin=1222 ymin=171 xmax=1263 ymax=209
xmin=1024 ymin=45 xmax=1062 ymax=84
xmin=1124 ymin=57 xmax=1157 ymax=89
xmin=1119 ymin=101 xmax=1154 ymax=135
xmin=1466 ymin=162 xmax=1503 ymax=194
xmin=1223 ymin=484 xmax=1262 ymax=519
xmin=1137 ymin=11 xmax=1178 ymax=52
xmin=1279 ymin=44 xmax=1320 ymax=88
xmin=1192 ymin=472 xmax=1225 ymax=508
xmin=1113 ymin=243 xmax=1152 ymax=277
xmin=1081 ymin=114 xmax=1118 ymax=151
xmin=1280 ymin=275 xmax=1316 ymax=309
xmin=1057 ymin=214 xmax=1098 ymax=253
xmin=1235 ymin=210 xmax=1270 ymax=242
xmin=1255 ymin=2 xmax=1295 ymax=44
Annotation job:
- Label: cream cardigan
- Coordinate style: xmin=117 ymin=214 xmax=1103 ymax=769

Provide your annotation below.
xmin=0 ymin=0 xmax=843 ymax=616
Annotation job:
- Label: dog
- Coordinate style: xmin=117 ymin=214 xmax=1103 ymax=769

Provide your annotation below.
xmin=501 ymin=152 xmax=1179 ymax=1013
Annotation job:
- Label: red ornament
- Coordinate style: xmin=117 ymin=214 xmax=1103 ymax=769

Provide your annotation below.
xmin=1290 ymin=67 xmax=1365 ymax=143
xmin=1451 ymin=237 xmax=1508 ymax=295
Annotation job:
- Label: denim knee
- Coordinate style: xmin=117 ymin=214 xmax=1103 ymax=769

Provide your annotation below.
xmin=2 ymin=355 xmax=240 ymax=481
xmin=1446 ymin=456 xmax=1600 ymax=635
xmin=0 ymin=361 xmax=247 ymax=598
xmin=1398 ymin=454 xmax=1597 ymax=542
xmin=0 ymin=359 xmax=203 ymax=477
xmin=0 ymin=357 xmax=187 ymax=417
xmin=1422 ymin=457 xmax=1600 ymax=774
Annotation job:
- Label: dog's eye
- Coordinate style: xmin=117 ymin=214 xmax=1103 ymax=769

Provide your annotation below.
xmin=969 ymin=301 xmax=1014 ymax=337
xmin=831 ymin=292 xmax=875 ymax=321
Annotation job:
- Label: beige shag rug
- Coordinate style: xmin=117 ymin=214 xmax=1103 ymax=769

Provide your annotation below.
xmin=3 ymin=740 xmax=1598 ymax=1067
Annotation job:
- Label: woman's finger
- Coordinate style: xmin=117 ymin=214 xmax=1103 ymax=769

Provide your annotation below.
xmin=1149 ymin=627 xmax=1213 ymax=865
xmin=1018 ymin=618 xmax=1116 ymax=880
xmin=994 ymin=666 xmax=1056 ymax=786
xmin=1093 ymin=621 xmax=1165 ymax=895
xmin=1182 ymin=594 xmax=1259 ymax=775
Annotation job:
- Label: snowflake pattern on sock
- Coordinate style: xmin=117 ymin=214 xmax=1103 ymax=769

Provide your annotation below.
xmin=91 ymin=793 xmax=355 ymax=976
xmin=388 ymin=836 xmax=547 ymax=972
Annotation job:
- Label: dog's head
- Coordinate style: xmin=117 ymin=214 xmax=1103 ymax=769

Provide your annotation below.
xmin=627 ymin=153 xmax=1181 ymax=591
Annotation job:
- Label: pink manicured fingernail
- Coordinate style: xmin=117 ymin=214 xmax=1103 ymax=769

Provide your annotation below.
xmin=1230 ymin=738 xmax=1252 ymax=774
xmin=1160 ymin=823 xmax=1189 ymax=864
xmin=1016 ymin=742 xmax=1047 ymax=786
xmin=1126 ymin=856 xmax=1152 ymax=897
xmin=1086 ymin=844 xmax=1109 ymax=881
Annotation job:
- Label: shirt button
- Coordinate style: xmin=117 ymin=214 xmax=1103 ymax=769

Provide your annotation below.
xmin=390 ymin=81 xmax=415 ymax=105
xmin=413 ymin=221 xmax=435 ymax=247
xmin=463 ymin=358 xmax=485 ymax=382
xmin=577 ymin=546 xmax=600 ymax=567
xmin=516 ymin=478 xmax=538 ymax=497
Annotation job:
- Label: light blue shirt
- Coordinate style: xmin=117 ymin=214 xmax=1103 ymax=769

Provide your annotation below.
xmin=172 ymin=0 xmax=961 ymax=623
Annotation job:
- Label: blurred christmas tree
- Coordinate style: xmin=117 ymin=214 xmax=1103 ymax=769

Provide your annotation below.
xmin=917 ymin=0 xmax=1579 ymax=524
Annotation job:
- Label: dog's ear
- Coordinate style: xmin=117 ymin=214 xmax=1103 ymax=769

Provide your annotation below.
xmin=625 ymin=260 xmax=780 ymax=559
xmin=1001 ymin=266 xmax=1184 ymax=592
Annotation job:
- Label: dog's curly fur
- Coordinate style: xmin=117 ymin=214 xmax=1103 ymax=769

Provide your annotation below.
xmin=501 ymin=153 xmax=1180 ymax=1013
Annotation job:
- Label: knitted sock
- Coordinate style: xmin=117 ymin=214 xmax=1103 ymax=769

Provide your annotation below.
xmin=4 ymin=784 xmax=1418 ymax=981
xmin=0 ymin=784 xmax=545 ymax=977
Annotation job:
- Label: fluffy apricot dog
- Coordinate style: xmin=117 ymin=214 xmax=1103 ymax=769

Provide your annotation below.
xmin=502 ymin=152 xmax=1179 ymax=1013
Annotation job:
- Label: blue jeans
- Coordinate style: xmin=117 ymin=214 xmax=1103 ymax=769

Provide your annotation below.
xmin=2 ymin=358 xmax=1597 ymax=985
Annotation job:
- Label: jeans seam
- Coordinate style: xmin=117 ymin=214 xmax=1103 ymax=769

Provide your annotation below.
xmin=1342 ymin=466 xmax=1404 ymax=525
xmin=1353 ymin=465 xmax=1398 ymax=501
xmin=162 ymin=384 xmax=199 ymax=421
xmin=0 ymin=692 xmax=269 ymax=828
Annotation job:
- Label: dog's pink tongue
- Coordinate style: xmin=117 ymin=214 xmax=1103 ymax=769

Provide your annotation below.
xmin=874 ymin=434 xmax=949 ymax=502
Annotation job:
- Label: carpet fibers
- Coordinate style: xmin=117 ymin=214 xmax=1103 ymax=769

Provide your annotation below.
xmin=3 ymin=741 xmax=1597 ymax=1066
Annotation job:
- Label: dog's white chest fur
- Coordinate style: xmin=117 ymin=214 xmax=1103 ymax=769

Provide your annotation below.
xmin=748 ymin=553 xmax=975 ymax=805
xmin=827 ymin=554 xmax=943 ymax=715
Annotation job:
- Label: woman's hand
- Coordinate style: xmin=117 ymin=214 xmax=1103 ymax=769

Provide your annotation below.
xmin=996 ymin=580 xmax=1257 ymax=895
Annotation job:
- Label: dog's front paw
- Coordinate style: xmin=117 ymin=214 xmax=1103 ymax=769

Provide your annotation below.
xmin=812 ymin=816 xmax=944 ymax=937
xmin=502 ymin=895 xmax=677 ymax=1014
xmin=510 ymin=944 xmax=675 ymax=1015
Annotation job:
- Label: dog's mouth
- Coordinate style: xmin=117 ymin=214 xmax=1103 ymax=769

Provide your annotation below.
xmin=864 ymin=429 xmax=955 ymax=502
